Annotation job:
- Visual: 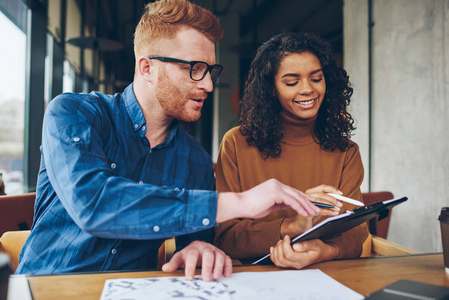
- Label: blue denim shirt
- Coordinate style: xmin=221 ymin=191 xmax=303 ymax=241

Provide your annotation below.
xmin=16 ymin=84 xmax=218 ymax=274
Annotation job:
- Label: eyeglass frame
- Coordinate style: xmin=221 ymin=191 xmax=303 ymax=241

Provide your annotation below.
xmin=148 ymin=56 xmax=223 ymax=83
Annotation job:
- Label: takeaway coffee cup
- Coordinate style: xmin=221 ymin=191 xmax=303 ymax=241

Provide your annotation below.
xmin=0 ymin=253 xmax=12 ymax=300
xmin=439 ymin=207 xmax=449 ymax=274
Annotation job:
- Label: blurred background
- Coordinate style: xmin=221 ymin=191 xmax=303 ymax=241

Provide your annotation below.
xmin=0 ymin=0 xmax=447 ymax=253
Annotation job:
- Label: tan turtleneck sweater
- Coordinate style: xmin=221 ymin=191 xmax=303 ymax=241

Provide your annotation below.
xmin=214 ymin=112 xmax=369 ymax=260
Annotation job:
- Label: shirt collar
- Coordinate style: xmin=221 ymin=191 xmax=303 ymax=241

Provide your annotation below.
xmin=165 ymin=120 xmax=178 ymax=145
xmin=123 ymin=83 xmax=178 ymax=145
xmin=123 ymin=83 xmax=146 ymax=132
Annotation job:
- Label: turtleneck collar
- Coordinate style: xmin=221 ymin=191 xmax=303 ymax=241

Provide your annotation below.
xmin=280 ymin=111 xmax=317 ymax=146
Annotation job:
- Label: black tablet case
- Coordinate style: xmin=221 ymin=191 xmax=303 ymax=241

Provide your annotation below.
xmin=253 ymin=197 xmax=408 ymax=265
xmin=365 ymin=279 xmax=449 ymax=300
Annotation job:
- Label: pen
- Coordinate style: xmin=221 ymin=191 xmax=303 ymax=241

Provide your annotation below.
xmin=326 ymin=193 xmax=365 ymax=206
xmin=312 ymin=202 xmax=334 ymax=209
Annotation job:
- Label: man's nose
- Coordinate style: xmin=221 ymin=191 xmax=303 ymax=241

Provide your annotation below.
xmin=197 ymin=71 xmax=214 ymax=93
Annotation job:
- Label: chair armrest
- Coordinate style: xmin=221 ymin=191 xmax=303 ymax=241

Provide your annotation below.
xmin=371 ymin=236 xmax=421 ymax=256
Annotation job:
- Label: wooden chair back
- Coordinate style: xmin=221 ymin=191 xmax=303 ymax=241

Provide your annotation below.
xmin=371 ymin=235 xmax=421 ymax=256
xmin=0 ymin=230 xmax=30 ymax=272
xmin=157 ymin=237 xmax=176 ymax=269
xmin=362 ymin=191 xmax=394 ymax=239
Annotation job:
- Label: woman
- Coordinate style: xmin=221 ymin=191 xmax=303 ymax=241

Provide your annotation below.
xmin=214 ymin=32 xmax=370 ymax=268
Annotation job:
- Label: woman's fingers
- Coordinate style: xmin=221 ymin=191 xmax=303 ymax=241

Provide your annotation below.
xmin=306 ymin=185 xmax=343 ymax=208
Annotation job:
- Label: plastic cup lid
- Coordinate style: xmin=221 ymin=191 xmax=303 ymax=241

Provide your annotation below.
xmin=439 ymin=207 xmax=449 ymax=222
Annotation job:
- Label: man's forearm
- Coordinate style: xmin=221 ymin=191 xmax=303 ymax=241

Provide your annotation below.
xmin=215 ymin=179 xmax=319 ymax=224
xmin=216 ymin=192 xmax=244 ymax=223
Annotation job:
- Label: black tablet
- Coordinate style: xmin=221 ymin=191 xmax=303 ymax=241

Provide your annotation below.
xmin=253 ymin=197 xmax=408 ymax=265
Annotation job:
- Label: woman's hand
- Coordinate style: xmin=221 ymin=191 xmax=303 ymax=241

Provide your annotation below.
xmin=270 ymin=235 xmax=340 ymax=269
xmin=305 ymin=184 xmax=343 ymax=209
xmin=280 ymin=185 xmax=343 ymax=238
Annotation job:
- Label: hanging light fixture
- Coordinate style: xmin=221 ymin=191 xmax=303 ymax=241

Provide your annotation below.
xmin=66 ymin=0 xmax=123 ymax=52
xmin=66 ymin=36 xmax=123 ymax=51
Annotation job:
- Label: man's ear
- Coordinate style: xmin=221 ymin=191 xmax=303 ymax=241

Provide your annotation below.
xmin=137 ymin=57 xmax=154 ymax=82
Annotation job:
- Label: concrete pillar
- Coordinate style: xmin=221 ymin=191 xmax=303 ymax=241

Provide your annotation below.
xmin=344 ymin=0 xmax=449 ymax=252
xmin=344 ymin=0 xmax=370 ymax=193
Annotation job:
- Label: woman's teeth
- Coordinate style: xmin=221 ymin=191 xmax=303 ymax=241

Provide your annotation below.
xmin=297 ymin=99 xmax=315 ymax=105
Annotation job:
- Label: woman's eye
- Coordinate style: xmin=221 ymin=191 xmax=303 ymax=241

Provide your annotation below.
xmin=311 ymin=78 xmax=323 ymax=83
xmin=286 ymin=82 xmax=298 ymax=86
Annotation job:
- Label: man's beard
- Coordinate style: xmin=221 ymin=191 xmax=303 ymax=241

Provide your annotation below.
xmin=156 ymin=67 xmax=205 ymax=122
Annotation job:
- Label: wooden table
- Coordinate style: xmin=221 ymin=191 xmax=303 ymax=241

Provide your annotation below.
xmin=11 ymin=253 xmax=449 ymax=299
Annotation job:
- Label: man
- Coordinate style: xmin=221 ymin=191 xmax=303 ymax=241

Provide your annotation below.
xmin=16 ymin=0 xmax=319 ymax=281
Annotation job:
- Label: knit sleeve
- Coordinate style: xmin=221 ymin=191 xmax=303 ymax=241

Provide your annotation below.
xmin=325 ymin=142 xmax=370 ymax=259
xmin=213 ymin=129 xmax=283 ymax=259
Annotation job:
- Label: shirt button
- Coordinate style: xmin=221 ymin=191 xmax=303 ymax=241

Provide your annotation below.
xmin=142 ymin=125 xmax=146 ymax=131
xmin=139 ymin=181 xmax=143 ymax=184
xmin=174 ymin=187 xmax=180 ymax=191
xmin=110 ymin=163 xmax=116 ymax=169
xmin=153 ymin=225 xmax=160 ymax=232
xmin=111 ymin=248 xmax=117 ymax=255
xmin=73 ymin=137 xmax=80 ymax=142
xmin=134 ymin=124 xmax=139 ymax=129
xmin=202 ymin=218 xmax=210 ymax=226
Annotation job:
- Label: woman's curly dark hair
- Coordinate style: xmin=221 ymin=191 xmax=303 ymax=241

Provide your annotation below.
xmin=239 ymin=32 xmax=355 ymax=158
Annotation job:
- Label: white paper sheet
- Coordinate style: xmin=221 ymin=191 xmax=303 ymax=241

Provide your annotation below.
xmin=100 ymin=269 xmax=363 ymax=300
xmin=7 ymin=275 xmax=33 ymax=300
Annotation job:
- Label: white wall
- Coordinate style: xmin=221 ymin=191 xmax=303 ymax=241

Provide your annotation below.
xmin=344 ymin=0 xmax=449 ymax=252
xmin=344 ymin=0 xmax=370 ymax=193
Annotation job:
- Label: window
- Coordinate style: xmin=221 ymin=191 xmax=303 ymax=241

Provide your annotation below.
xmin=63 ymin=60 xmax=76 ymax=93
xmin=0 ymin=10 xmax=27 ymax=194
xmin=45 ymin=33 xmax=54 ymax=105
xmin=47 ymin=0 xmax=61 ymax=42
xmin=65 ymin=0 xmax=81 ymax=73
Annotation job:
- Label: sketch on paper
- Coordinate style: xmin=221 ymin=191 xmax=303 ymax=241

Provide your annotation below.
xmin=100 ymin=270 xmax=364 ymax=300
xmin=100 ymin=276 xmax=237 ymax=300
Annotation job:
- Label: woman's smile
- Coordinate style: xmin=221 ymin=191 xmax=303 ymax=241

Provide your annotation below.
xmin=293 ymin=97 xmax=318 ymax=109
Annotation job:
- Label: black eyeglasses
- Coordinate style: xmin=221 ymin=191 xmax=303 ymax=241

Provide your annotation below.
xmin=148 ymin=56 xmax=223 ymax=83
